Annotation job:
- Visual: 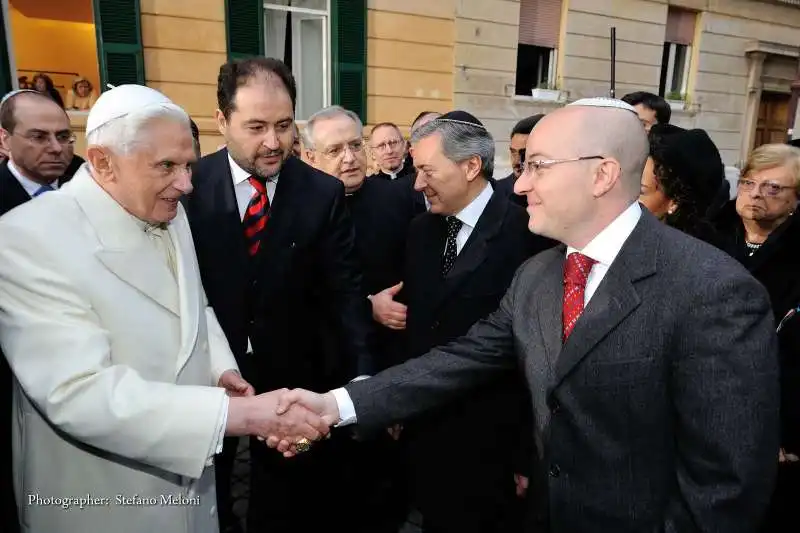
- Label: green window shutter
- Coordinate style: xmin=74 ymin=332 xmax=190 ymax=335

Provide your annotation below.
xmin=0 ymin=8 xmax=13 ymax=94
xmin=331 ymin=0 xmax=366 ymax=122
xmin=226 ymin=0 xmax=264 ymax=61
xmin=93 ymin=0 xmax=144 ymax=89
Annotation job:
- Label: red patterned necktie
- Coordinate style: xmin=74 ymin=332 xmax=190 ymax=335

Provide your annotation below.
xmin=243 ymin=177 xmax=269 ymax=256
xmin=562 ymin=252 xmax=597 ymax=343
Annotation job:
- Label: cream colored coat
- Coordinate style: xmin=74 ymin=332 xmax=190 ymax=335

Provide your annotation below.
xmin=0 ymin=167 xmax=237 ymax=533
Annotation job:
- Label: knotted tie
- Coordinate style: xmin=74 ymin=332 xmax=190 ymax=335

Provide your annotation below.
xmin=243 ymin=177 xmax=269 ymax=257
xmin=33 ymin=184 xmax=54 ymax=197
xmin=441 ymin=216 xmax=463 ymax=277
xmin=562 ymin=252 xmax=597 ymax=343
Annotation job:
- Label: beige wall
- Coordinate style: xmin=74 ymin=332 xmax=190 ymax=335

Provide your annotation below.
xmin=140 ymin=0 xmax=226 ymax=155
xmin=366 ymin=0 xmax=455 ymax=133
xmin=452 ymin=0 xmax=561 ymax=175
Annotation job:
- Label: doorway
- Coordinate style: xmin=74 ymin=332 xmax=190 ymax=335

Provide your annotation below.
xmin=755 ymin=92 xmax=791 ymax=147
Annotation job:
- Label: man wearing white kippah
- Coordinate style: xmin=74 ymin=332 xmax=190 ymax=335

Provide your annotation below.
xmin=275 ymin=98 xmax=779 ymax=532
xmin=0 ymin=85 xmax=329 ymax=533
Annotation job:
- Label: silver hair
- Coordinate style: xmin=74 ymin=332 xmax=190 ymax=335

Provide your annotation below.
xmin=86 ymin=104 xmax=190 ymax=155
xmin=302 ymin=105 xmax=363 ymax=149
xmin=410 ymin=119 xmax=495 ymax=178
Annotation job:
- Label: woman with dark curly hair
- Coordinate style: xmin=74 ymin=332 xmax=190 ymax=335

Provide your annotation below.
xmin=638 ymin=124 xmax=724 ymax=245
xmin=32 ymin=73 xmax=65 ymax=108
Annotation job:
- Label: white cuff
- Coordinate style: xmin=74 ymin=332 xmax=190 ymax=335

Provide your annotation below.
xmin=207 ymin=394 xmax=229 ymax=466
xmin=331 ymin=387 xmax=357 ymax=426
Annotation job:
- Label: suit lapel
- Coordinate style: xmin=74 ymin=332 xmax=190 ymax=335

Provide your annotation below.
xmin=439 ymin=192 xmax=507 ymax=302
xmin=552 ymin=216 xmax=658 ymax=388
xmin=169 ymin=212 xmax=200 ymax=373
xmin=254 ymin=156 xmax=301 ymax=273
xmin=204 ymin=149 xmax=249 ymax=273
xmin=69 ymin=167 xmax=180 ymax=315
xmin=533 ymin=249 xmax=566 ymax=378
xmin=414 ymin=215 xmax=448 ymax=309
xmin=0 ymin=163 xmax=33 ymax=214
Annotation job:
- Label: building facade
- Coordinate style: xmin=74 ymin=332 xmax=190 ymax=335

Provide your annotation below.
xmin=1 ymin=0 xmax=799 ymax=172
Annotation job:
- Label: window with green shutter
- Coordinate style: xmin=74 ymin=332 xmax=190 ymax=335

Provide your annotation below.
xmin=0 ymin=6 xmax=12 ymax=94
xmin=226 ymin=0 xmax=263 ymax=61
xmin=93 ymin=0 xmax=145 ymax=88
xmin=331 ymin=0 xmax=366 ymax=122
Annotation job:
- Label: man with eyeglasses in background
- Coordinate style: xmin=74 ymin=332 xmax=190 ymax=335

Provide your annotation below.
xmin=0 ymin=89 xmax=80 ymax=533
xmin=370 ymin=122 xmax=415 ymax=180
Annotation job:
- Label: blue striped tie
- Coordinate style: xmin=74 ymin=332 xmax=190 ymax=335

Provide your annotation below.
xmin=33 ymin=184 xmax=54 ymax=197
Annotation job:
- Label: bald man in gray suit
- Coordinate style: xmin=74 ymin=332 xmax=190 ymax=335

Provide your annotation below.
xmin=276 ymin=100 xmax=779 ymax=533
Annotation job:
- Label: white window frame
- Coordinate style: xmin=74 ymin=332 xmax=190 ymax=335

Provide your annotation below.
xmin=263 ymin=1 xmax=331 ymax=119
xmin=663 ymin=42 xmax=691 ymax=98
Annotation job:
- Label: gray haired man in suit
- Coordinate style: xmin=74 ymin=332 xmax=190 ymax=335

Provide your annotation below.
xmin=273 ymin=98 xmax=780 ymax=533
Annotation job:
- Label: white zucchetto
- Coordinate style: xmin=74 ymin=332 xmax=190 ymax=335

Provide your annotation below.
xmin=86 ymin=84 xmax=185 ymax=136
xmin=568 ymin=97 xmax=637 ymax=114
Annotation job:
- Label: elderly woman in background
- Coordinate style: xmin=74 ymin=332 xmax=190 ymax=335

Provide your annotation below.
xmin=638 ymin=124 xmax=723 ymax=245
xmin=713 ymin=143 xmax=800 ymax=533
xmin=65 ymin=77 xmax=98 ymax=111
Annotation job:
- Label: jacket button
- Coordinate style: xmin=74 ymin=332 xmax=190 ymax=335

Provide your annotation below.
xmin=431 ymin=321 xmax=439 ymax=329
xmin=550 ymin=399 xmax=561 ymax=413
xmin=549 ymin=464 xmax=560 ymax=478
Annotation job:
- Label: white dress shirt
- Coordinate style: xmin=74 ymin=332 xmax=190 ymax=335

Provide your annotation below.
xmin=566 ymin=201 xmax=642 ymax=306
xmin=448 ymin=182 xmax=493 ymax=255
xmin=228 ymin=154 xmax=278 ymax=221
xmin=8 ymin=160 xmax=60 ymax=196
xmin=332 ymin=201 xmax=643 ymax=425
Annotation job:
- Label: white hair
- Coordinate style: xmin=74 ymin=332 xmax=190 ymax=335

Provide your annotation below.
xmin=85 ymin=104 xmax=190 ymax=155
xmin=302 ymin=105 xmax=363 ymax=149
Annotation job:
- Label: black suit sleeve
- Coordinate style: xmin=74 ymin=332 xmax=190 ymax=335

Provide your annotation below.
xmin=664 ymin=273 xmax=779 ymax=533
xmin=345 ymin=266 xmax=521 ymax=431
xmin=321 ymin=184 xmax=376 ymax=376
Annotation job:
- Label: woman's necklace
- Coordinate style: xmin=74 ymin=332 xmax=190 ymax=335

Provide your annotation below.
xmin=744 ymin=239 xmax=762 ymax=257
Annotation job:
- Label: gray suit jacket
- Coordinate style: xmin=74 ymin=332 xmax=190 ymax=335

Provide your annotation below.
xmin=346 ymin=210 xmax=779 ymax=533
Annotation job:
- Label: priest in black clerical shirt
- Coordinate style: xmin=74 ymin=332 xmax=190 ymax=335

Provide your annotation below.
xmin=302 ymin=104 xmax=417 ymax=533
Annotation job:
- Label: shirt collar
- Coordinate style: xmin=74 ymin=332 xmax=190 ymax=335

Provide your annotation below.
xmin=7 ymin=160 xmax=59 ymax=197
xmin=566 ymin=202 xmax=642 ymax=267
xmin=228 ymin=153 xmax=279 ymax=186
xmin=453 ymin=181 xmax=493 ymax=229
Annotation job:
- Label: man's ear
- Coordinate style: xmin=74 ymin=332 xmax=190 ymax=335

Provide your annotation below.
xmin=303 ymin=149 xmax=316 ymax=166
xmin=592 ymin=159 xmax=622 ymax=198
xmin=0 ymin=128 xmax=11 ymax=153
xmin=215 ymin=109 xmax=227 ymax=137
xmin=463 ymin=154 xmax=483 ymax=183
xmin=86 ymin=146 xmax=114 ymax=183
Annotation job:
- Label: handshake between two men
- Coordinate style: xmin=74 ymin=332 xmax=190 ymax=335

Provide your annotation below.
xmin=220 ymin=370 xmax=339 ymax=455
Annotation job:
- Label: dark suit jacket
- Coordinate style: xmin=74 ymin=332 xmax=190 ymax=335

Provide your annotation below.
xmin=346 ymin=209 xmax=779 ymax=533
xmin=373 ymin=158 xmax=427 ymax=216
xmin=400 ymin=190 xmax=552 ymax=531
xmin=346 ymin=177 xmax=416 ymax=369
xmin=184 ymin=150 xmax=374 ymax=392
xmin=0 ymin=160 xmax=75 ymax=533
xmin=494 ymin=172 xmax=527 ymax=207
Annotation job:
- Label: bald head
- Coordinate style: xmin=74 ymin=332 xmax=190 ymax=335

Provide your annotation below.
xmin=536 ymin=105 xmax=648 ymax=200
xmin=515 ymin=102 xmax=649 ymax=248
xmin=1 ymin=91 xmax=67 ymax=133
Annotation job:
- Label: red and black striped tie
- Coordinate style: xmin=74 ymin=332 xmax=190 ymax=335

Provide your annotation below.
xmin=243 ymin=177 xmax=269 ymax=256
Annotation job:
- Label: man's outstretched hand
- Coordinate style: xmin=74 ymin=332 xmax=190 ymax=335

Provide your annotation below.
xmin=261 ymin=389 xmax=340 ymax=457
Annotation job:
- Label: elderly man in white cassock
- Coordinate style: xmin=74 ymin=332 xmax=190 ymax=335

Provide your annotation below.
xmin=0 ymin=85 xmax=329 ymax=533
